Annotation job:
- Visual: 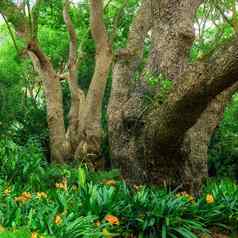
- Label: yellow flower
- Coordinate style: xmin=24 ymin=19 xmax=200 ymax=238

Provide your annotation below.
xmin=55 ymin=177 xmax=67 ymax=191
xmin=14 ymin=192 xmax=32 ymax=203
xmin=187 ymin=194 xmax=195 ymax=202
xmin=206 ymin=194 xmax=214 ymax=204
xmin=54 ymin=214 xmax=62 ymax=225
xmin=36 ymin=192 xmax=47 ymax=199
xmin=3 ymin=187 xmax=11 ymax=196
xmin=31 ymin=232 xmax=44 ymax=238
xmin=104 ymin=215 xmax=119 ymax=225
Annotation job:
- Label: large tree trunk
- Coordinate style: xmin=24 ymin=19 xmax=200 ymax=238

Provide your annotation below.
xmin=108 ymin=0 xmax=152 ymax=183
xmin=108 ymin=0 xmax=238 ymax=192
xmin=144 ymin=36 xmax=238 ymax=190
xmin=181 ymin=6 xmax=238 ymax=192
xmin=108 ymin=0 xmax=202 ymax=185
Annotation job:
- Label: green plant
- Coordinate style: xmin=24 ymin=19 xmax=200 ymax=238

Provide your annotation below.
xmin=0 ymin=228 xmax=31 ymax=238
xmin=0 ymin=141 xmax=237 ymax=237
xmin=62 ymin=216 xmax=101 ymax=238
xmin=0 ymin=139 xmax=45 ymax=189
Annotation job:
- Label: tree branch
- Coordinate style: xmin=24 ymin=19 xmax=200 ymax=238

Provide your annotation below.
xmin=89 ymin=0 xmax=110 ymax=52
xmin=27 ymin=40 xmax=55 ymax=73
xmin=1 ymin=13 xmax=20 ymax=56
xmin=63 ymin=0 xmax=85 ymax=149
xmin=148 ymin=35 xmax=238 ymax=150
xmin=63 ymin=0 xmax=78 ymax=70
xmin=127 ymin=0 xmax=152 ymax=58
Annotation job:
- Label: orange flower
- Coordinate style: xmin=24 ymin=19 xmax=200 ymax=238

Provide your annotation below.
xmin=104 ymin=180 xmax=116 ymax=186
xmin=36 ymin=192 xmax=47 ymax=199
xmin=55 ymin=177 xmax=67 ymax=191
xmin=105 ymin=215 xmax=119 ymax=225
xmin=14 ymin=192 xmax=32 ymax=203
xmin=206 ymin=194 xmax=214 ymax=204
xmin=54 ymin=214 xmax=62 ymax=225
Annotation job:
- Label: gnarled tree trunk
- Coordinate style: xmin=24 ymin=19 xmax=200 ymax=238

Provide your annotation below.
xmin=108 ymin=0 xmax=152 ymax=183
xmin=108 ymin=0 xmax=238 ymax=193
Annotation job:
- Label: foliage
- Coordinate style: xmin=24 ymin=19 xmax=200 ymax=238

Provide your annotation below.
xmin=0 ymin=139 xmax=45 ymax=189
xmin=0 ymin=141 xmax=237 ymax=237
xmin=0 ymin=1 xmax=238 ymax=237
xmin=0 ymin=34 xmax=25 ymax=135
xmin=0 ymin=228 xmax=31 ymax=238
xmin=191 ymin=0 xmax=236 ymax=61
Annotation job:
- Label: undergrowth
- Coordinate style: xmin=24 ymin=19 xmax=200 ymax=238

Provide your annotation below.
xmin=0 ymin=140 xmax=237 ymax=238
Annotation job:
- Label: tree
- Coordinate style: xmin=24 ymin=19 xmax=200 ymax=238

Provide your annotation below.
xmin=1 ymin=0 xmax=238 ymax=193
xmin=0 ymin=0 xmax=112 ymax=166
xmin=108 ymin=0 xmax=238 ymax=193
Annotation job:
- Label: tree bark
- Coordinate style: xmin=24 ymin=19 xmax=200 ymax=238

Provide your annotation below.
xmin=181 ymin=2 xmax=238 ymax=192
xmin=151 ymin=0 xmax=203 ymax=80
xmin=108 ymin=0 xmax=204 ymax=185
xmin=108 ymin=0 xmax=152 ymax=183
xmin=27 ymin=42 xmax=68 ymax=163
xmin=75 ymin=0 xmax=113 ymax=165
xmin=63 ymin=0 xmax=85 ymax=152
xmin=108 ymin=0 xmax=238 ymax=192
xmin=181 ymin=83 xmax=238 ymax=193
